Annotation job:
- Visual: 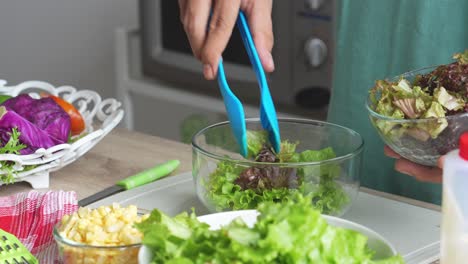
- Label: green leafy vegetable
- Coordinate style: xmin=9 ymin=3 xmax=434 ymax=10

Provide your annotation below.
xmin=0 ymin=95 xmax=12 ymax=105
xmin=277 ymin=140 xmax=298 ymax=163
xmin=0 ymin=128 xmax=26 ymax=155
xmin=0 ymin=128 xmax=27 ymax=183
xmin=246 ymin=130 xmax=268 ymax=158
xmin=204 ymin=135 xmax=349 ymax=215
xmin=137 ymin=196 xmax=405 ymax=264
xmin=453 ymin=49 xmax=468 ymax=65
xmin=434 ymin=87 xmax=465 ymax=111
xmin=370 ymin=50 xmax=468 ymax=142
xmin=369 ymin=50 xmax=468 ymax=148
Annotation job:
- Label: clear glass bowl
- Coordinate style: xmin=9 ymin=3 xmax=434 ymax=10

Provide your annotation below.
xmin=191 ymin=118 xmax=364 ymax=216
xmin=366 ymin=66 xmax=468 ymax=166
xmin=52 ymin=209 xmax=149 ymax=264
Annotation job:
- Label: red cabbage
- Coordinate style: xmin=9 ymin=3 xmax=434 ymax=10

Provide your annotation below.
xmin=0 ymin=94 xmax=71 ymax=154
xmin=1 ymin=94 xmax=71 ymax=143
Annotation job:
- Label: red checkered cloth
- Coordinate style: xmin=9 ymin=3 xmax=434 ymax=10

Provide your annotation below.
xmin=0 ymin=190 xmax=79 ymax=263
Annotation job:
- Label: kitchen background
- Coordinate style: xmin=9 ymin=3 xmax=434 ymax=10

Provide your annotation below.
xmin=0 ymin=0 xmax=331 ymax=143
xmin=0 ymin=0 xmax=136 ymax=100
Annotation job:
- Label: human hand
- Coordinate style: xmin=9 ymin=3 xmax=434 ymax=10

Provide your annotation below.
xmin=178 ymin=0 xmax=274 ymax=80
xmin=384 ymin=145 xmax=443 ymax=183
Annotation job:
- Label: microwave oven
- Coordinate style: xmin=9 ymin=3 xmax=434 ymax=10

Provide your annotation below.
xmin=139 ymin=0 xmax=335 ymax=114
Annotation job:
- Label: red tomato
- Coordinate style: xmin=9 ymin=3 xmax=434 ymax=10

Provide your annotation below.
xmin=47 ymin=95 xmax=85 ymax=136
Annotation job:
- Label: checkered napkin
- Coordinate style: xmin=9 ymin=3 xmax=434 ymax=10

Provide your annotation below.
xmin=0 ymin=190 xmax=79 ymax=263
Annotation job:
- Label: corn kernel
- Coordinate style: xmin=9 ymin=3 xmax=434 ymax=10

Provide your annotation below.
xmin=111 ymin=203 xmax=120 ymax=211
xmin=91 ymin=209 xmax=100 ymax=219
xmin=77 ymin=207 xmax=90 ymax=218
xmin=73 ymin=232 xmax=83 ymax=242
xmin=113 ymin=208 xmax=123 ymax=218
xmin=58 ymin=203 xmax=147 ymax=247
xmin=97 ymin=206 xmax=110 ymax=216
xmin=61 ymin=214 xmax=70 ymax=224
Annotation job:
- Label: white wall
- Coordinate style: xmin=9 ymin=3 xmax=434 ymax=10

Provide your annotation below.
xmin=0 ymin=0 xmax=137 ymax=99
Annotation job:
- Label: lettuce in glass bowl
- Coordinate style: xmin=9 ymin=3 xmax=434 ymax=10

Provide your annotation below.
xmin=191 ymin=118 xmax=364 ymax=217
xmin=366 ymin=50 xmax=468 ymax=166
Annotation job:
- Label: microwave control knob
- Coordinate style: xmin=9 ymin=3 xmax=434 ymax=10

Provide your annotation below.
xmin=305 ymin=0 xmax=325 ymax=10
xmin=305 ymin=38 xmax=327 ymax=67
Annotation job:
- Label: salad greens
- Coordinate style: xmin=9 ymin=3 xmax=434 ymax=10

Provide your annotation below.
xmin=136 ymin=195 xmax=404 ymax=264
xmin=370 ymin=50 xmax=468 ymax=141
xmin=0 ymin=128 xmax=26 ymax=155
xmin=0 ymin=128 xmax=36 ymax=184
xmin=204 ymin=130 xmax=349 ymax=215
xmin=246 ymin=130 xmax=269 ymax=158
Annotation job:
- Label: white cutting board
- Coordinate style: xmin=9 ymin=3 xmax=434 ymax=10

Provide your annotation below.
xmin=90 ymin=172 xmax=440 ymax=264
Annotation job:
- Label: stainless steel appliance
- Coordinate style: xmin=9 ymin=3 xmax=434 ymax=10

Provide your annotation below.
xmin=139 ymin=0 xmax=335 ymax=114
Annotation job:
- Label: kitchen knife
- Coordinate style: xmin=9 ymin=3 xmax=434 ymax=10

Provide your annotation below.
xmin=78 ymin=159 xmax=180 ymax=207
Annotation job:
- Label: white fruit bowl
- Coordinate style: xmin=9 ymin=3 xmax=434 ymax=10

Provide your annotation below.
xmin=0 ymin=80 xmax=124 ymax=188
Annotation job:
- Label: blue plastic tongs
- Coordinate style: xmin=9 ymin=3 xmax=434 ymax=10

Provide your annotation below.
xmin=217 ymin=11 xmax=281 ymax=157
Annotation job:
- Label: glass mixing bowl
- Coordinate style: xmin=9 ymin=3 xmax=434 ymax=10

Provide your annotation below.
xmin=192 ymin=118 xmax=364 ymax=216
xmin=53 ymin=225 xmax=141 ymax=264
xmin=53 ymin=207 xmax=149 ymax=264
xmin=366 ymin=67 xmax=468 ymax=166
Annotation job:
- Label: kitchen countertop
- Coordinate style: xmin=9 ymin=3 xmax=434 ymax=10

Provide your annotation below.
xmin=0 ymin=128 xmax=192 ymax=200
xmin=0 ymin=128 xmax=440 ymax=212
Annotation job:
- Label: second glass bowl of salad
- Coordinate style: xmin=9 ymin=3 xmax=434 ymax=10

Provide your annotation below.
xmin=192 ymin=118 xmax=364 ymax=217
xmin=366 ymin=65 xmax=468 ymax=166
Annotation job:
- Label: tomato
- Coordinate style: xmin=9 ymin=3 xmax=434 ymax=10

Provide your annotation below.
xmin=47 ymin=95 xmax=85 ymax=136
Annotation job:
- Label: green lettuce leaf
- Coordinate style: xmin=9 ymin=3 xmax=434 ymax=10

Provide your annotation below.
xmin=434 ymin=87 xmax=465 ymax=111
xmin=137 ymin=197 xmax=405 ymax=264
xmin=392 ymin=79 xmax=413 ymax=95
xmin=276 ymin=140 xmax=299 ymax=163
xmin=205 ymin=145 xmax=349 ymax=215
xmin=419 ymin=102 xmax=448 ymax=139
xmin=0 ymin=128 xmax=28 ymax=184
xmin=246 ymin=130 xmax=268 ymax=158
xmin=453 ymin=49 xmax=468 ymax=64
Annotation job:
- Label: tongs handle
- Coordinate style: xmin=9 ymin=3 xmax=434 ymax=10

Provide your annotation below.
xmin=216 ymin=11 xmax=281 ymax=157
xmin=237 ymin=11 xmax=281 ymax=153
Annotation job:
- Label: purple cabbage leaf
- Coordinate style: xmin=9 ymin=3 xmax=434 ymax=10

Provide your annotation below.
xmin=0 ymin=94 xmax=71 ymax=154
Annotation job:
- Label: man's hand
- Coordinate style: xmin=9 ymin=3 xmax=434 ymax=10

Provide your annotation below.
xmin=384 ymin=145 xmax=443 ymax=183
xmin=178 ymin=0 xmax=275 ymax=80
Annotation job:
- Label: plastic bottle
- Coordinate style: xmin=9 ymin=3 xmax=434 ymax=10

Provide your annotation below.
xmin=441 ymin=132 xmax=468 ymax=264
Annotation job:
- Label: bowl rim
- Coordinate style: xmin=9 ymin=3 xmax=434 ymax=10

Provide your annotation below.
xmin=365 ymin=65 xmax=468 ymax=122
xmin=191 ymin=117 xmax=364 ymax=166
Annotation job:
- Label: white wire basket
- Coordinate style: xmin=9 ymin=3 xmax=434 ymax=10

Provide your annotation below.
xmin=0 ymin=80 xmax=124 ymax=189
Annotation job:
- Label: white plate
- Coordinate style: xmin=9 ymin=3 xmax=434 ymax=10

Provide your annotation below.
xmin=138 ymin=210 xmax=398 ymax=263
xmin=0 ymin=80 xmax=123 ymax=188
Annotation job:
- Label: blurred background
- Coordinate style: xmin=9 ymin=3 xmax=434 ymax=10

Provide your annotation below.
xmin=0 ymin=0 xmax=136 ymax=99
xmin=0 ymin=0 xmax=334 ymax=143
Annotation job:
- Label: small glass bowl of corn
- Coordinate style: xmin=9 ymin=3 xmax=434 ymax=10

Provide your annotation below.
xmin=53 ymin=203 xmax=149 ymax=264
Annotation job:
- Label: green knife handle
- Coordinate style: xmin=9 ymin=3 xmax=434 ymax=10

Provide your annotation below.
xmin=116 ymin=160 xmax=180 ymax=190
